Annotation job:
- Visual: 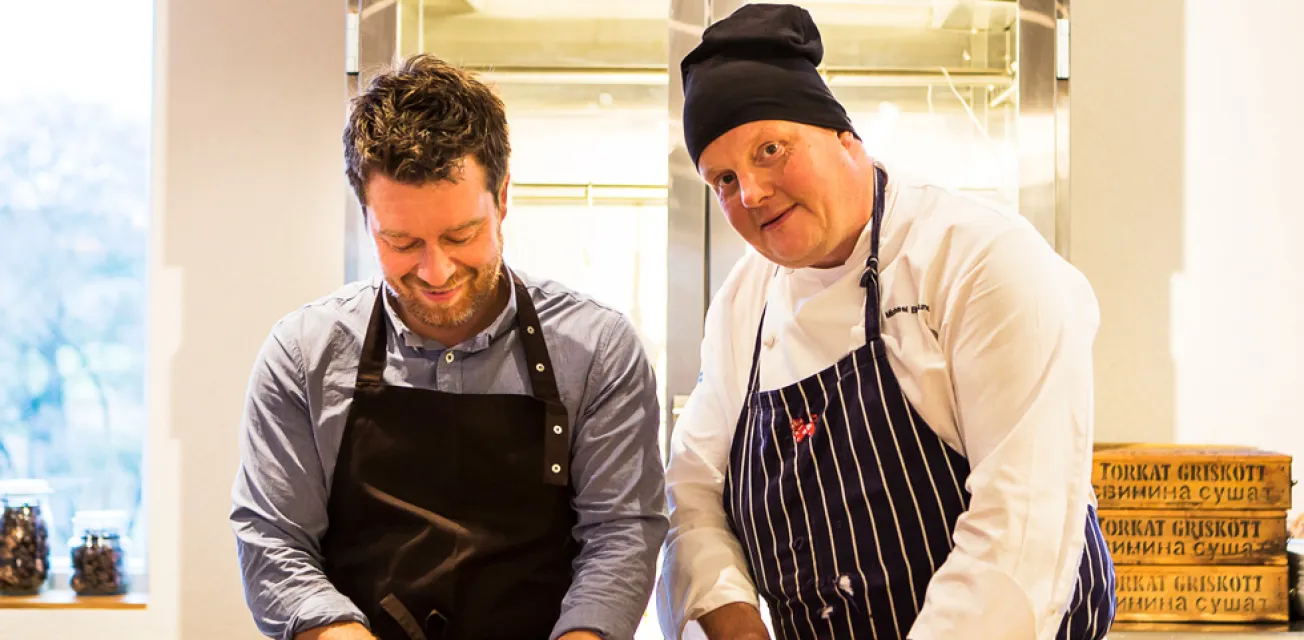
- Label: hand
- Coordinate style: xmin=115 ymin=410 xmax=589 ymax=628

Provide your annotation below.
xmin=698 ymin=602 xmax=770 ymax=640
xmin=294 ymin=622 xmax=376 ymax=640
xmin=558 ymin=632 xmax=604 ymax=640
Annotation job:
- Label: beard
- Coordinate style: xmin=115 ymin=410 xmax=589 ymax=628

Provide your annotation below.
xmin=387 ymin=252 xmax=505 ymax=332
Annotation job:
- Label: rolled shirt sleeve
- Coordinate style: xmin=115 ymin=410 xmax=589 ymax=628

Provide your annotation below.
xmin=230 ymin=327 xmax=367 ymax=639
xmin=553 ymin=312 xmax=670 ymax=640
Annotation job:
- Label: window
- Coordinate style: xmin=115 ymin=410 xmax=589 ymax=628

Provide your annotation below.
xmin=0 ymin=0 xmax=153 ymax=579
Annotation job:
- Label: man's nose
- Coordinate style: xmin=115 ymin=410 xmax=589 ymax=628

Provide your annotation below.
xmin=416 ymin=245 xmax=457 ymax=287
xmin=737 ymin=171 xmax=773 ymax=210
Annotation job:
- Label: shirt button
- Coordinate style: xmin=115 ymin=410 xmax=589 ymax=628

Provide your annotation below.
xmin=763 ymin=335 xmax=776 ymax=349
xmin=444 ymin=352 xmax=455 ymax=363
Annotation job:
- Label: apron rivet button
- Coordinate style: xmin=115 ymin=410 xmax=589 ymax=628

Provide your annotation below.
xmin=526 ymin=326 xmax=535 ymax=334
xmin=553 ymin=425 xmax=563 ymax=435
xmin=551 ymin=464 xmax=561 ymax=474
xmin=536 ymin=363 xmax=545 ymax=372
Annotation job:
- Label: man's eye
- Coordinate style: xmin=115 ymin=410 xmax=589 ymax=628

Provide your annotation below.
xmin=446 ymin=236 xmax=472 ymax=245
xmin=763 ymin=143 xmax=780 ymax=156
xmin=392 ymin=241 xmax=419 ymax=251
xmin=717 ymin=173 xmax=736 ymax=188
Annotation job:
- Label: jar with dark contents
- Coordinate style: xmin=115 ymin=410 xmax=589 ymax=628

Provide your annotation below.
xmin=0 ymin=490 xmax=52 ymax=595
xmin=69 ymin=510 xmax=130 ymax=596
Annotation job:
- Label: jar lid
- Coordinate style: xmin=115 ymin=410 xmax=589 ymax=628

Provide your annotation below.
xmin=0 ymin=479 xmax=53 ymax=497
xmin=73 ymin=509 xmax=128 ymax=532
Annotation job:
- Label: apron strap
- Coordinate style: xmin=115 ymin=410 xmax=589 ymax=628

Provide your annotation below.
xmin=858 ymin=164 xmax=889 ymax=341
xmin=356 ymin=287 xmax=391 ymax=387
xmin=743 ymin=302 xmax=769 ymax=399
xmin=511 ymin=272 xmax=572 ymax=487
xmin=379 ymin=594 xmax=430 ymax=640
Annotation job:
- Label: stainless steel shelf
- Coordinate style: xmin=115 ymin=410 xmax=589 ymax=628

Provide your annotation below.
xmin=508 ymin=182 xmax=667 ymax=206
xmin=464 ymin=65 xmax=1015 ymax=88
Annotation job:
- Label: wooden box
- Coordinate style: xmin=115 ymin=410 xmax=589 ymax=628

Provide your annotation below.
xmin=1097 ymin=509 xmax=1287 ymax=565
xmin=1092 ymin=443 xmax=1292 ymax=511
xmin=1114 ymin=565 xmax=1290 ymax=622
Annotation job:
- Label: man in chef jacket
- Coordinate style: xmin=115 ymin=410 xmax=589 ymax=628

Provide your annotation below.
xmin=656 ymin=4 xmax=1116 ymax=640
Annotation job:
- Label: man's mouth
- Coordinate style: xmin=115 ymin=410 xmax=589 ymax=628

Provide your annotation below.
xmin=419 ymin=282 xmax=463 ymax=303
xmin=761 ymin=205 xmax=797 ymax=230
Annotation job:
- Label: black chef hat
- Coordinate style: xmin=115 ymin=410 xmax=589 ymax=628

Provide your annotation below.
xmin=680 ymin=3 xmax=857 ymax=167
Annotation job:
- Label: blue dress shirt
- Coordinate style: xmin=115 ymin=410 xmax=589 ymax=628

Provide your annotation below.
xmin=230 ymin=270 xmax=667 ymax=640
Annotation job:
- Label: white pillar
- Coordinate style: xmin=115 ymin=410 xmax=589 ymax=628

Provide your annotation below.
xmin=1070 ymin=0 xmax=1187 ymax=444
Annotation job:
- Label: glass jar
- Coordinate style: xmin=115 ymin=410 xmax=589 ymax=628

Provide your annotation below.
xmin=68 ymin=510 xmax=130 ymax=596
xmin=0 ymin=479 xmax=54 ymax=595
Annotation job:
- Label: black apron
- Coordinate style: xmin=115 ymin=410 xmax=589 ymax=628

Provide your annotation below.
xmin=321 ymin=273 xmax=579 ymax=640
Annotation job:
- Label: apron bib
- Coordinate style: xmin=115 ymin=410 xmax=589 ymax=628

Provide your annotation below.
xmin=322 ymin=273 xmax=578 ymax=640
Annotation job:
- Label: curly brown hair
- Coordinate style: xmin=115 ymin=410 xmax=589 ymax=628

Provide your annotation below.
xmin=344 ymin=53 xmax=510 ymax=208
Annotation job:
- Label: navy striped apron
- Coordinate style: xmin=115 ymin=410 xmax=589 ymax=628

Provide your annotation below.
xmin=722 ymin=166 xmax=1116 ymax=640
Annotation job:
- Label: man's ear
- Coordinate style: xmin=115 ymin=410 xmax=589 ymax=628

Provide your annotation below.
xmin=497 ymin=172 xmax=511 ymax=218
xmin=839 ymin=130 xmax=859 ymax=150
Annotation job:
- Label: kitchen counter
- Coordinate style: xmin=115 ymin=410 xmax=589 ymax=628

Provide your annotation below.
xmin=1108 ymin=622 xmax=1304 ymax=638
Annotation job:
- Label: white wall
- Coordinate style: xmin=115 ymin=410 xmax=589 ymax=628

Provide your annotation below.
xmin=1073 ymin=0 xmax=1304 ymax=514
xmin=1175 ymin=0 xmax=1304 ymax=511
xmin=3 ymin=0 xmax=346 ymax=637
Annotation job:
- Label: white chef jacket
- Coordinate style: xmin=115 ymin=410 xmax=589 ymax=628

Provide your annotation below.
xmin=656 ymin=166 xmax=1102 ymax=640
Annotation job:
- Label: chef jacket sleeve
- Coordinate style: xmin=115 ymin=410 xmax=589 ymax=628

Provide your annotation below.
xmin=907 ymin=226 xmax=1103 ymax=640
xmin=230 ymin=327 xmax=367 ymax=639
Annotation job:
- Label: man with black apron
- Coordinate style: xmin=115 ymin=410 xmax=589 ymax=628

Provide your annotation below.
xmin=232 ymin=55 xmax=667 ymax=640
xmin=658 ymin=5 xmax=1115 ymax=639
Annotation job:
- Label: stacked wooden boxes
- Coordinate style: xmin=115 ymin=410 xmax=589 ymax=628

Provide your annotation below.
xmin=1091 ymin=443 xmax=1294 ymax=623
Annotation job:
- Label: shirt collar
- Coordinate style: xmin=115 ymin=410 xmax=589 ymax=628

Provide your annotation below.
xmin=379 ymin=267 xmax=520 ymax=353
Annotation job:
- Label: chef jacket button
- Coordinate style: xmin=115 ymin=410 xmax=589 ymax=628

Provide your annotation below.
xmin=444 ymin=352 xmax=455 ymax=363
xmin=553 ymin=425 xmax=563 ymax=435
xmin=551 ymin=464 xmax=562 ymax=474
xmin=763 ymin=335 xmax=776 ymax=349
xmin=535 ymin=363 xmax=545 ymax=372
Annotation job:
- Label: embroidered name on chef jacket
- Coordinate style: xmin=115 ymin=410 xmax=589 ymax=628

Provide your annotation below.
xmin=884 ymin=303 xmax=930 ymax=318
